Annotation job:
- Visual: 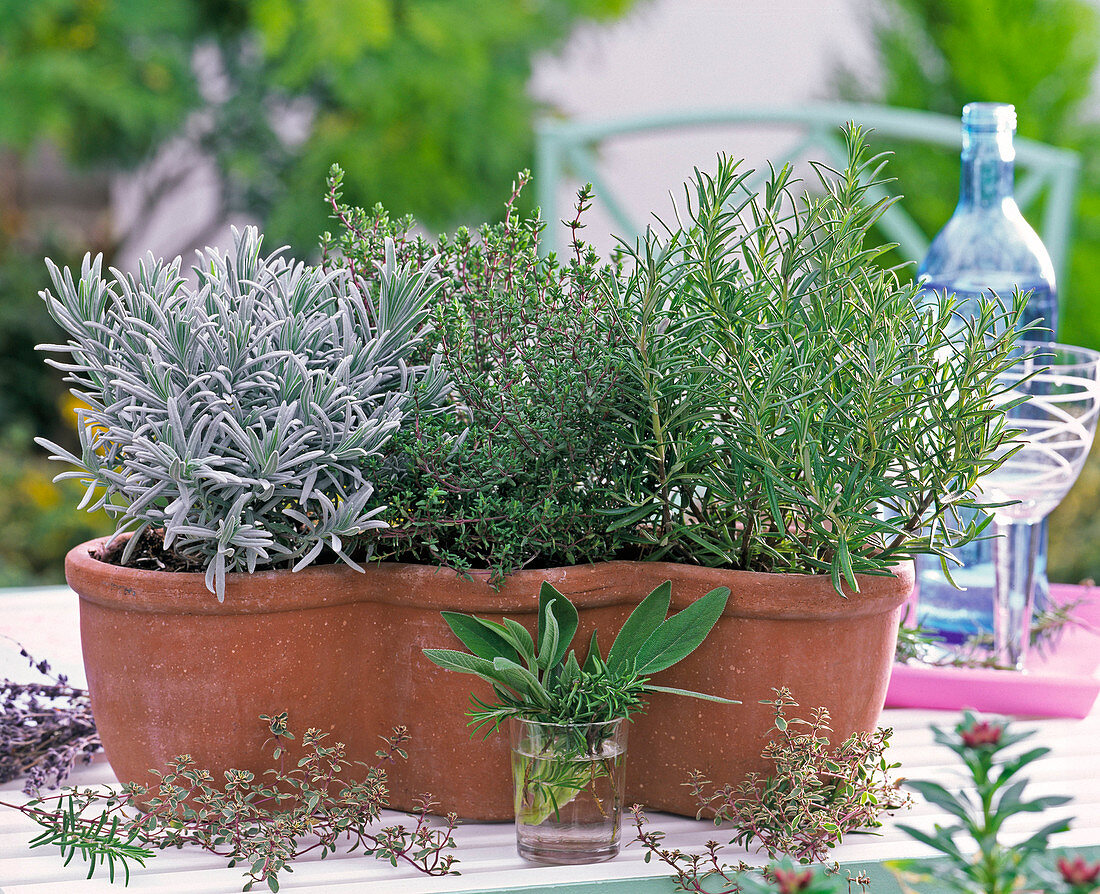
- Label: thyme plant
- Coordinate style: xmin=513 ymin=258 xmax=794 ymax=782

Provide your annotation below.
xmin=36 ymin=226 xmax=447 ymax=598
xmin=0 ymin=714 xmax=458 ymax=891
xmin=609 ymin=126 xmax=1029 ymax=591
xmin=323 ymin=169 xmax=629 ymax=581
xmin=636 ymin=710 xmax=1100 ymax=894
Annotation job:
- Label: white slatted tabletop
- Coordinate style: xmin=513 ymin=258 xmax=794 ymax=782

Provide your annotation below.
xmin=2 ymin=586 xmax=1099 ymax=893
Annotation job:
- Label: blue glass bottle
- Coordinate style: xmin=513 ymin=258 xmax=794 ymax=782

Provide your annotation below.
xmin=915 ymin=102 xmax=1057 ymax=643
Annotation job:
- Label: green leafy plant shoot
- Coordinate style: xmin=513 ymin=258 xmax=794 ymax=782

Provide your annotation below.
xmin=890 ymin=712 xmax=1074 ymax=894
xmin=423 ymin=581 xmax=736 ymax=824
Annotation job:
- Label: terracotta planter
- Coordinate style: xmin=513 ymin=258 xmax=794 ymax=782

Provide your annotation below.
xmin=623 ymin=562 xmax=913 ymax=816
xmin=67 ymin=541 xmax=637 ymax=821
xmin=68 ymin=540 xmax=911 ymax=822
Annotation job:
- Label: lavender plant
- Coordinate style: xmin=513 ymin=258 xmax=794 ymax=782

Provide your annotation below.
xmin=35 ymin=226 xmax=447 ymax=598
xmin=1 ymin=642 xmax=100 ymax=793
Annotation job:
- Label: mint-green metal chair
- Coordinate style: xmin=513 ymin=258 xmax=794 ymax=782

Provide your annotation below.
xmin=535 ymin=103 xmax=1079 ymax=287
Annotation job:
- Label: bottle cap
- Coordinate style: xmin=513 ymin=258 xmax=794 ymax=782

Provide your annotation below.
xmin=962 ymin=102 xmax=1017 ymax=132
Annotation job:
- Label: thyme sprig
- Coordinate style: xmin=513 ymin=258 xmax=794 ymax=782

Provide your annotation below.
xmin=692 ymin=689 xmax=909 ymax=866
xmin=631 ymin=690 xmax=907 ymax=888
xmin=0 ymin=714 xmax=458 ymax=891
xmin=632 ymin=808 xmax=872 ymax=894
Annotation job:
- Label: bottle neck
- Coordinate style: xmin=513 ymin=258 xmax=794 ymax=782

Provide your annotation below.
xmin=959 ymin=128 xmax=1016 ymax=210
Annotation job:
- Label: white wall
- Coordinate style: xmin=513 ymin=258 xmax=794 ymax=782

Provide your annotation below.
xmin=528 ymin=0 xmax=881 ymax=254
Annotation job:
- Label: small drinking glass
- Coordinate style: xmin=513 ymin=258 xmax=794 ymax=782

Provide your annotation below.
xmin=982 ymin=341 xmax=1100 ymax=669
xmin=509 ymin=717 xmax=627 ymax=864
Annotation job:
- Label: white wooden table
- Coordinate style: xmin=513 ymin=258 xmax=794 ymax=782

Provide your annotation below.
xmin=2 ymin=586 xmax=1099 ymax=893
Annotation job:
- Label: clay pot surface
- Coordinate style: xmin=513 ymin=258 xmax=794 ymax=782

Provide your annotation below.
xmin=622 ymin=562 xmax=913 ymax=815
xmin=68 ymin=541 xmax=640 ymax=821
xmin=68 ymin=541 xmax=910 ymax=821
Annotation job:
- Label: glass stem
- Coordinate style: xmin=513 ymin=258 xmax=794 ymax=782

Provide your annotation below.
xmin=992 ymin=519 xmax=1041 ymax=670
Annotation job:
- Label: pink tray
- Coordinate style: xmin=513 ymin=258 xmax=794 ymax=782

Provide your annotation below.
xmin=885 ymin=583 xmax=1100 ymax=718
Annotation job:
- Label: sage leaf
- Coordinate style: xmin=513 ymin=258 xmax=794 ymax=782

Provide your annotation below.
xmin=538 ymin=582 xmax=578 ymax=669
xmin=421 ymin=648 xmax=499 ymax=679
xmin=559 ymin=651 xmax=581 ymax=690
xmin=582 ymin=629 xmax=602 ymax=673
xmin=501 ymin=618 xmax=537 ymax=671
xmin=537 ymin=609 xmax=560 ymax=675
xmin=645 ymin=683 xmax=739 ymax=704
xmin=607 ymin=580 xmax=672 ymax=672
xmin=440 ymin=612 xmax=520 ymax=664
xmin=634 ymin=586 xmax=730 ymax=676
xmin=423 ymin=649 xmax=548 ymax=705
xmin=491 ymin=657 xmax=550 ymax=707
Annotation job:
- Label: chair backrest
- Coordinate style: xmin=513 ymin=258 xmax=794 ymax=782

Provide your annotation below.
xmin=535 ymin=102 xmax=1079 ymax=287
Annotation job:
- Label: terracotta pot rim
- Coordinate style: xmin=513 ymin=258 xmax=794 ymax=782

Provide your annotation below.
xmin=65 ymin=538 xmax=912 ymax=619
xmin=643 ymin=560 xmax=913 ymax=619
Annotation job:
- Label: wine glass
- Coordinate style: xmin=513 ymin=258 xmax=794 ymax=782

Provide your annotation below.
xmin=981 ymin=341 xmax=1100 ymax=670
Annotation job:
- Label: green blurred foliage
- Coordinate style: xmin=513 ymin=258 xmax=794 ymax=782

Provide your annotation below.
xmin=255 ymin=0 xmax=638 ymax=248
xmin=837 ymin=0 xmax=1100 ymax=347
xmin=0 ymin=227 xmax=117 ymax=584
xmin=837 ymin=0 xmax=1100 ymax=584
xmin=0 ymin=233 xmax=71 ymax=445
xmin=1050 ymin=441 xmax=1100 ymax=584
xmin=0 ymin=0 xmax=202 ymax=169
xmin=0 ymin=0 xmax=637 ymax=585
xmin=0 ymin=428 xmax=112 ymax=587
xmin=0 ymin=0 xmax=637 ymax=252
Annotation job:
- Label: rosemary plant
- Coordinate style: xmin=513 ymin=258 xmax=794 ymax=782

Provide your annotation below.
xmin=35 ymin=227 xmax=447 ymax=598
xmin=608 ymin=126 xmax=1029 ymax=591
xmin=323 ymin=169 xmax=629 ymax=581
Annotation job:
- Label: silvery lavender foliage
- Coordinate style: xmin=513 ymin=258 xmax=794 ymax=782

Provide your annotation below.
xmin=36 ymin=226 xmax=446 ymax=599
